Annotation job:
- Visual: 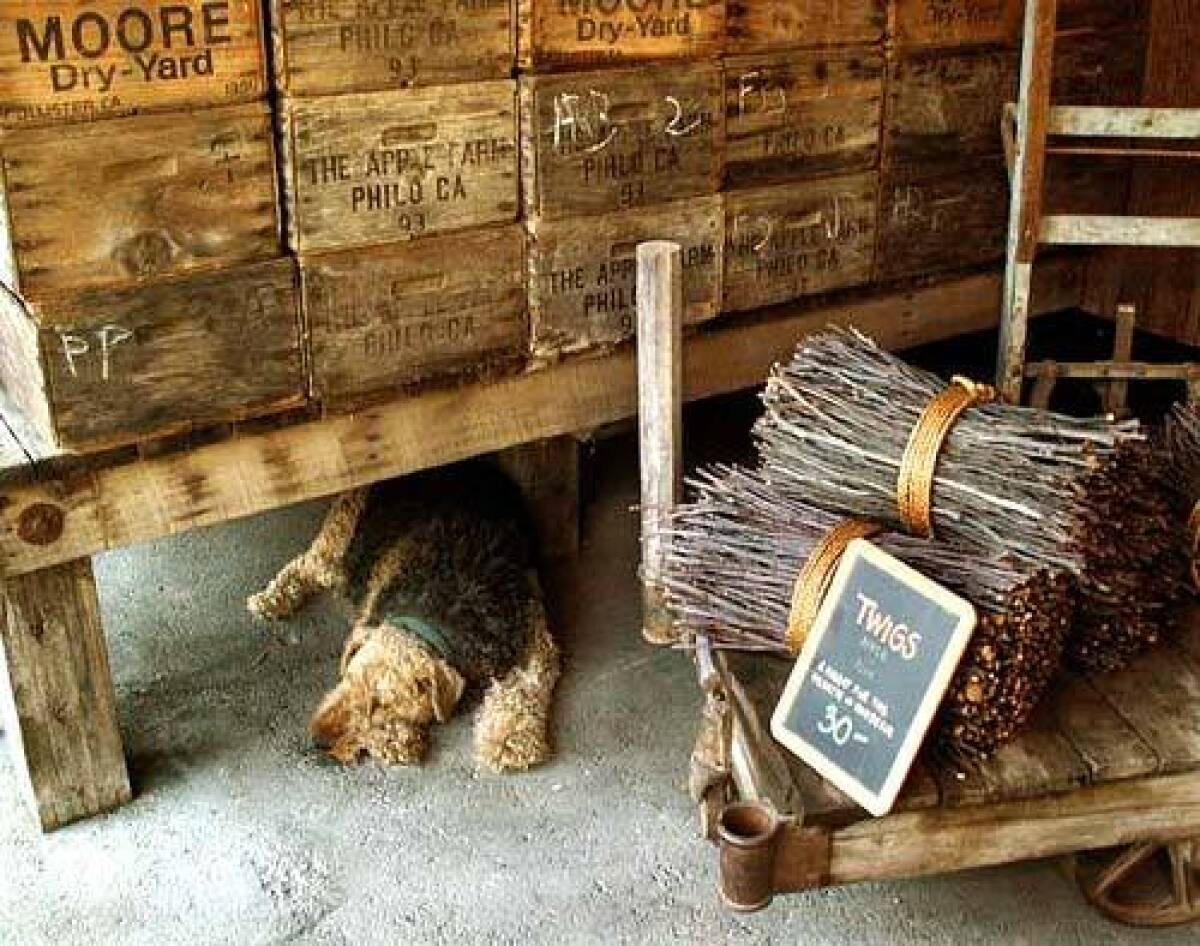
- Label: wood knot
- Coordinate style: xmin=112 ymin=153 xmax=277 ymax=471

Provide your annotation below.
xmin=115 ymin=231 xmax=175 ymax=278
xmin=17 ymin=503 xmax=65 ymax=546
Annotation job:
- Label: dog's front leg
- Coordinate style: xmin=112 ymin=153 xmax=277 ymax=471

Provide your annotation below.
xmin=248 ymin=489 xmax=369 ymax=621
xmin=474 ymin=600 xmax=562 ymax=772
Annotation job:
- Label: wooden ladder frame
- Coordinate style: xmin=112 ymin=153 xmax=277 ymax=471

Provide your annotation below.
xmin=996 ymin=0 xmax=1200 ymax=405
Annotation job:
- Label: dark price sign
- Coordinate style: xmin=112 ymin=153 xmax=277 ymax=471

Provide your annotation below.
xmin=771 ymin=540 xmax=977 ymax=817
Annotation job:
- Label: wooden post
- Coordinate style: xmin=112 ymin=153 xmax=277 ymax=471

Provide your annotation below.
xmin=496 ymin=435 xmax=581 ymax=563
xmin=997 ymin=0 xmax=1058 ymax=401
xmin=636 ymin=241 xmax=684 ymax=645
xmin=1 ymin=559 xmax=131 ymax=831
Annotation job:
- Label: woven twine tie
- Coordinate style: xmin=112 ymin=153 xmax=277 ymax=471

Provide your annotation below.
xmin=896 ymin=376 xmax=998 ymax=539
xmin=1190 ymin=501 xmax=1200 ymax=591
xmin=786 ymin=519 xmax=884 ymax=655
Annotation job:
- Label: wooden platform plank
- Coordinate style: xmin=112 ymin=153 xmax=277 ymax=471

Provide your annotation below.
xmin=0 ymin=261 xmax=1084 ymax=580
xmin=776 ymin=771 xmax=1200 ymax=890
xmin=1051 ymin=676 xmax=1162 ymax=784
xmin=935 ymin=703 xmax=1091 ymax=807
xmin=1089 ymin=642 xmax=1200 ymax=774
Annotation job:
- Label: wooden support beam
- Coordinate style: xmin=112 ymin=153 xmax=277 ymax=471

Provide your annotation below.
xmin=1049 ymin=106 xmax=1200 ymax=138
xmin=495 ymin=435 xmax=581 ymax=563
xmin=1 ymin=559 xmax=130 ymax=831
xmin=636 ymin=241 xmax=684 ymax=646
xmin=0 ymin=261 xmax=1084 ymax=581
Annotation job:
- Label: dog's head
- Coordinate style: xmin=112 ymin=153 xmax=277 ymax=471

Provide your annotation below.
xmin=309 ymin=624 xmax=465 ymax=765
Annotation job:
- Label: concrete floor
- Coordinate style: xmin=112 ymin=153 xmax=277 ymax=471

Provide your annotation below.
xmin=0 ymin=433 xmax=1193 ymax=945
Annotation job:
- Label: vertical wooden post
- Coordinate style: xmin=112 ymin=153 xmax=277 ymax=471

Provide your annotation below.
xmin=1 ymin=559 xmax=131 ymax=831
xmin=496 ymin=435 xmax=581 ymax=563
xmin=636 ymin=240 xmax=684 ymax=645
xmin=997 ymin=0 xmax=1059 ymax=402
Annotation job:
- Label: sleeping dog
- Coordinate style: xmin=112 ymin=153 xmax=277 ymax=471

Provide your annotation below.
xmin=247 ymin=463 xmax=560 ymax=772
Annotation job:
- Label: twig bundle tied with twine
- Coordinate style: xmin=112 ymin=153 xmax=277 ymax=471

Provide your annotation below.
xmin=657 ymin=465 xmax=1073 ymax=761
xmin=1167 ymin=402 xmax=1200 ymax=592
xmin=753 ymin=330 xmax=1185 ymax=674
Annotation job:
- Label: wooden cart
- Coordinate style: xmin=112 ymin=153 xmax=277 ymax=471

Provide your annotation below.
xmin=634 ymin=241 xmax=1200 ymax=927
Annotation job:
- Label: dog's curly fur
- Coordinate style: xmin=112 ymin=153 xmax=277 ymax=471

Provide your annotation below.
xmin=249 ymin=463 xmax=561 ymax=772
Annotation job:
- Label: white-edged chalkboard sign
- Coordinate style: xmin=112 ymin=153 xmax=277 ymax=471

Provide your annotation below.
xmin=770 ymin=539 xmax=977 ymax=817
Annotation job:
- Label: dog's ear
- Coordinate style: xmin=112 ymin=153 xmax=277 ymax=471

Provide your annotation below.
xmin=430 ymin=659 xmax=466 ymax=723
xmin=310 ymin=683 xmax=353 ymax=749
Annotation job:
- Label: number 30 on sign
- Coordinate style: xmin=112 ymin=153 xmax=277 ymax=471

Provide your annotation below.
xmin=771 ymin=540 xmax=977 ymax=817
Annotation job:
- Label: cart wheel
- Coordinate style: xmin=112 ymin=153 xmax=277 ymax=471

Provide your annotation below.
xmin=1076 ymin=839 xmax=1199 ymax=927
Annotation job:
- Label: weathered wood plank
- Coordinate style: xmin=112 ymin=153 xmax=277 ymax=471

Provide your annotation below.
xmin=0 ymin=416 xmax=26 ymax=475
xmin=876 ymin=158 xmax=1010 ymax=283
xmin=885 ymin=47 xmax=1017 ymax=166
xmin=723 ymin=173 xmax=877 ymax=313
xmin=1 ymin=102 xmax=281 ymax=296
xmin=892 ymin=0 xmax=1022 ymax=48
xmin=527 ymin=198 xmax=722 ymax=359
xmin=1049 ymin=107 xmax=1200 ymax=138
xmin=303 ymin=226 xmax=528 ymax=408
xmin=1088 ymin=642 xmax=1200 ymax=773
xmin=724 ymin=48 xmax=884 ymax=187
xmin=778 ymin=771 xmax=1200 ymax=889
xmin=280 ymin=83 xmax=519 ymax=254
xmin=0 ymin=260 xmax=1085 ymax=579
xmin=520 ymin=65 xmax=721 ymax=220
xmin=268 ymin=0 xmax=513 ymax=95
xmin=0 ymin=0 xmax=267 ymax=128
xmin=0 ymin=558 xmax=130 ymax=831
xmin=1042 ymin=215 xmax=1200 ymax=247
xmin=1051 ymin=676 xmax=1161 ymax=784
xmin=516 ymin=0 xmax=724 ymax=70
xmin=725 ymin=0 xmax=885 ymax=53
xmin=935 ymin=703 xmax=1090 ymax=807
xmin=5 ymin=259 xmax=306 ymax=452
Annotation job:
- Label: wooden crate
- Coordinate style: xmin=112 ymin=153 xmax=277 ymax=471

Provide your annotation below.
xmin=723 ymin=172 xmax=877 ymax=312
xmin=884 ymin=46 xmax=1017 ymax=166
xmin=268 ymin=0 xmax=514 ymax=96
xmin=0 ymin=102 xmax=281 ymax=296
xmin=303 ymin=226 xmax=528 ymax=406
xmin=516 ymin=0 xmax=724 ymax=71
xmin=0 ymin=258 xmax=304 ymax=451
xmin=519 ymin=64 xmax=721 ymax=219
xmin=726 ymin=0 xmax=885 ymax=53
xmin=0 ymin=1 xmax=267 ymax=128
xmin=527 ymin=196 xmax=721 ymax=358
xmin=891 ymin=0 xmax=1021 ymax=49
xmin=724 ymin=48 xmax=883 ymax=188
xmin=875 ymin=157 xmax=1008 ymax=283
xmin=280 ymin=82 xmax=518 ymax=253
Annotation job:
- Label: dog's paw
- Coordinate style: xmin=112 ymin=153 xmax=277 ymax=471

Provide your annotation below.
xmin=475 ymin=704 xmax=552 ymax=773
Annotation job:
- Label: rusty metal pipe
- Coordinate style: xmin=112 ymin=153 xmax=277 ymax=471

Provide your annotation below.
xmin=717 ymin=801 xmax=782 ymax=912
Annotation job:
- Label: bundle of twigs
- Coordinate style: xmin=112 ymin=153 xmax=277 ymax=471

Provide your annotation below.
xmin=658 ymin=464 xmax=1073 ymax=762
xmin=1167 ymin=402 xmax=1200 ymax=592
xmin=753 ymin=330 xmax=1184 ymax=674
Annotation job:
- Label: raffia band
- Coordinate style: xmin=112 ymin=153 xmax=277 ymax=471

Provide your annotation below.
xmin=786 ymin=519 xmax=885 ymax=655
xmin=896 ymin=376 xmax=998 ymax=539
xmin=1189 ymin=501 xmax=1200 ymax=591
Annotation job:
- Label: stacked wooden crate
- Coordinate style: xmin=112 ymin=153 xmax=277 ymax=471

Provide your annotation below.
xmin=270 ymin=0 xmax=526 ymax=409
xmin=519 ymin=1 xmax=725 ymax=359
xmin=875 ymin=2 xmax=1020 ymax=283
xmin=722 ymin=1 xmax=886 ymax=312
xmin=0 ymin=1 xmax=304 ymax=451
